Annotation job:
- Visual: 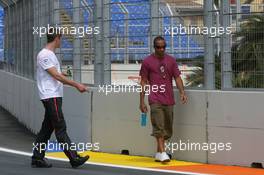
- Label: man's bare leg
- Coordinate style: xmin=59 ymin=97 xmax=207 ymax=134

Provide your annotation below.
xmin=156 ymin=136 xmax=170 ymax=162
xmin=156 ymin=137 xmax=165 ymax=152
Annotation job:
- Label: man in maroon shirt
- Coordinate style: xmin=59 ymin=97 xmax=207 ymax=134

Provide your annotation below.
xmin=139 ymin=36 xmax=187 ymax=162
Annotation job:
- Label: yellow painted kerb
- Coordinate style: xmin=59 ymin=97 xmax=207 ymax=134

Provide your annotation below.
xmin=47 ymin=151 xmax=201 ymax=168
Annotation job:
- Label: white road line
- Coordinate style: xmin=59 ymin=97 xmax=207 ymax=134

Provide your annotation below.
xmin=0 ymin=147 xmax=212 ymax=175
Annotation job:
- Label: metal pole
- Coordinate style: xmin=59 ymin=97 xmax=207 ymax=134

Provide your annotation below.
xmin=94 ymin=0 xmax=104 ymax=85
xmin=33 ymin=0 xmax=40 ymax=80
xmin=170 ymin=17 xmax=173 ymax=55
xmin=28 ymin=0 xmax=34 ymax=79
xmin=220 ymin=0 xmax=232 ymax=89
xmin=116 ymin=28 xmax=119 ymax=61
xmin=20 ymin=1 xmax=23 ymax=76
xmin=236 ymin=0 xmax=241 ymax=31
xmin=8 ymin=5 xmax=12 ymax=73
xmin=204 ymin=0 xmax=215 ymax=89
xmin=3 ymin=6 xmax=9 ymax=72
xmin=214 ymin=2 xmax=220 ymax=56
xmin=73 ymin=0 xmax=81 ymax=82
xmin=15 ymin=2 xmax=19 ymax=74
xmin=150 ymin=0 xmax=160 ymax=52
xmin=124 ymin=13 xmax=129 ymax=64
xmin=103 ymin=0 xmax=111 ymax=84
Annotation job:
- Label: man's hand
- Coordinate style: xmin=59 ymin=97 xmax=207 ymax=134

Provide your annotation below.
xmin=180 ymin=92 xmax=188 ymax=104
xmin=175 ymin=76 xmax=188 ymax=105
xmin=61 ymin=72 xmax=68 ymax=76
xmin=140 ymin=103 xmax=148 ymax=113
xmin=76 ymin=83 xmax=88 ymax=93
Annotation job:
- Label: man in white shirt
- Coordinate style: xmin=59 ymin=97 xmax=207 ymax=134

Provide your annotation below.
xmin=32 ymin=29 xmax=89 ymax=168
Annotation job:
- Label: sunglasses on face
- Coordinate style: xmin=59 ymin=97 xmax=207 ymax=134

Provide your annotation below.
xmin=155 ymin=45 xmax=166 ymax=49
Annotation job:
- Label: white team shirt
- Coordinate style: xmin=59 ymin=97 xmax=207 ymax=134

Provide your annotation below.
xmin=37 ymin=48 xmax=63 ymax=100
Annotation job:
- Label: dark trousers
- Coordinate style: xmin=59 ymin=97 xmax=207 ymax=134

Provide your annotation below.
xmin=32 ymin=97 xmax=77 ymax=160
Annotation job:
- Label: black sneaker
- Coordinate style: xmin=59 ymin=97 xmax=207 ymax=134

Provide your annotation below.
xmin=31 ymin=158 xmax=52 ymax=168
xmin=70 ymin=155 xmax=89 ymax=168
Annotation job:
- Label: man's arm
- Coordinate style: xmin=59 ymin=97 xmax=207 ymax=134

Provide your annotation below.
xmin=139 ymin=78 xmax=148 ymax=113
xmin=61 ymin=72 xmax=69 ymax=77
xmin=175 ymin=76 xmax=187 ymax=104
xmin=46 ymin=67 xmax=87 ymax=93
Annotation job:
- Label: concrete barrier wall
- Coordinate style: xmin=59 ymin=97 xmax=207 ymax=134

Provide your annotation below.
xmin=171 ymin=91 xmax=208 ymax=162
xmin=91 ymin=90 xmax=157 ymax=157
xmin=1 ymin=70 xmax=264 ymax=167
xmin=207 ymin=91 xmax=264 ymax=166
xmin=0 ymin=70 xmax=92 ymax=144
xmin=92 ymin=90 xmax=208 ymax=163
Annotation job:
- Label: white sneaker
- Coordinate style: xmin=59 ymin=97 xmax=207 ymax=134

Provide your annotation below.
xmin=160 ymin=152 xmax=170 ymax=162
xmin=155 ymin=152 xmax=161 ymax=162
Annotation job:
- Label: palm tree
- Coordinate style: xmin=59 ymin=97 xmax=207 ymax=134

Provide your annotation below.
xmin=187 ymin=1 xmax=264 ymax=88
xmin=214 ymin=0 xmax=219 ymax=7
xmin=188 ymin=15 xmax=264 ymax=88
xmin=232 ymin=15 xmax=264 ymax=88
xmin=186 ymin=55 xmax=221 ymax=89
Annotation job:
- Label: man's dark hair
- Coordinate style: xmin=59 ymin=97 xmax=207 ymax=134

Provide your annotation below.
xmin=47 ymin=28 xmax=62 ymax=43
xmin=153 ymin=36 xmax=166 ymax=47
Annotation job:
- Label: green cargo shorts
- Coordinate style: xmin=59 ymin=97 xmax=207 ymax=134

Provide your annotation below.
xmin=150 ymin=103 xmax=174 ymax=140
